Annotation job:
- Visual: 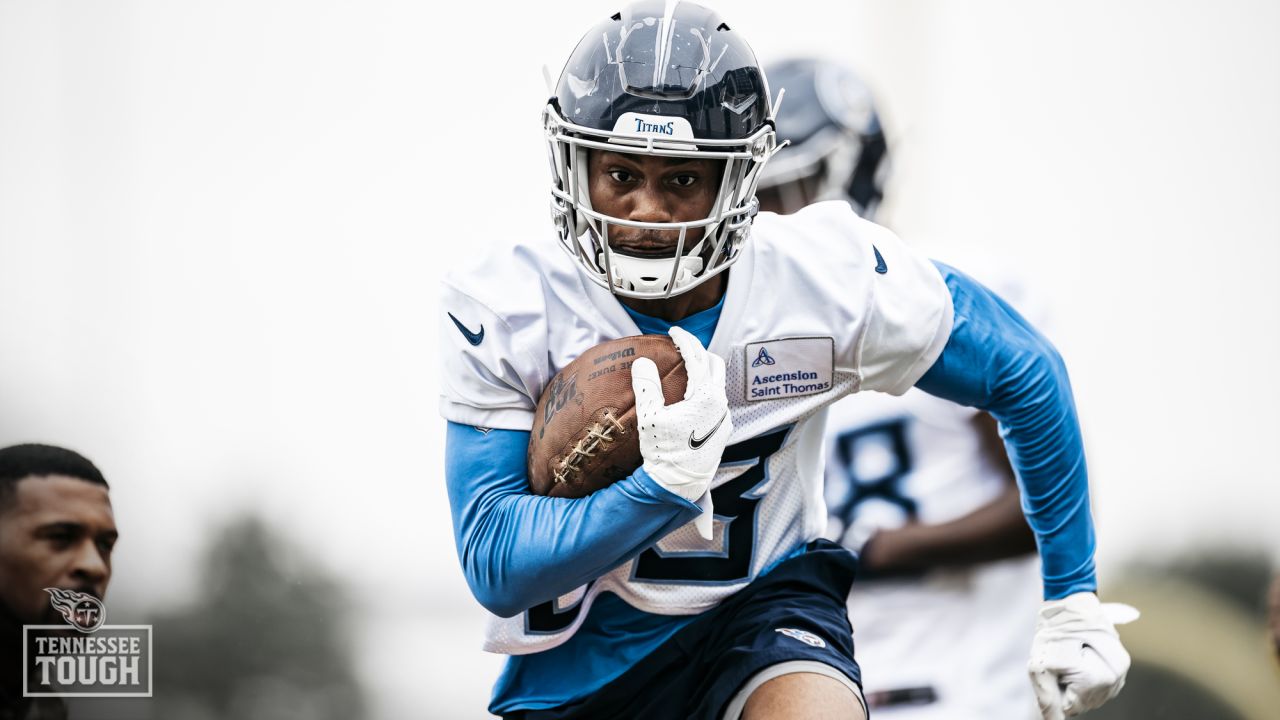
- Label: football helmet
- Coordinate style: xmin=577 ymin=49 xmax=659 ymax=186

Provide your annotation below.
xmin=545 ymin=1 xmax=779 ymax=299
xmin=756 ymin=58 xmax=888 ymax=219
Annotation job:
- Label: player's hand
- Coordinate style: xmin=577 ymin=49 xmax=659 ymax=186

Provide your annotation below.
xmin=631 ymin=327 xmax=731 ymax=540
xmin=1029 ymin=592 xmax=1139 ymax=720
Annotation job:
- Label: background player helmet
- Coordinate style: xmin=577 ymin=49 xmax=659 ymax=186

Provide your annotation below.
xmin=756 ymin=58 xmax=888 ymax=219
xmin=545 ymin=1 xmax=779 ymax=299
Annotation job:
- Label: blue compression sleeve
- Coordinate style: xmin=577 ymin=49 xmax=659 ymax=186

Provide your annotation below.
xmin=915 ymin=262 xmax=1097 ymax=599
xmin=445 ymin=421 xmax=701 ymax=617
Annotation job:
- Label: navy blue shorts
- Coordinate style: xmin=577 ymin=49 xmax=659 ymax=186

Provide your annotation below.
xmin=503 ymin=539 xmax=862 ymax=720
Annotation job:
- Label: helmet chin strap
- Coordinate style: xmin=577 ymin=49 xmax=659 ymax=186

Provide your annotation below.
xmin=602 ymin=252 xmax=705 ymax=295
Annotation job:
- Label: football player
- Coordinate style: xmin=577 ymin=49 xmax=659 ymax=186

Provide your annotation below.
xmin=756 ymin=57 xmax=1043 ymax=719
xmin=439 ymin=3 xmax=1133 ymax=719
xmin=0 ymin=443 xmax=117 ymax=720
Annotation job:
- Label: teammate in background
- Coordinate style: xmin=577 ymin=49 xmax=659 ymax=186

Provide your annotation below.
xmin=439 ymin=3 xmax=1132 ymax=718
xmin=756 ymin=57 xmax=1043 ymax=719
xmin=754 ymin=59 xmax=888 ymax=220
xmin=0 ymin=444 xmax=117 ymax=720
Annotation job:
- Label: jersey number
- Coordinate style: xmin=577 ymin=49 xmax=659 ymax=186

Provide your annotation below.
xmin=525 ymin=581 xmax=593 ymax=634
xmin=828 ymin=418 xmax=916 ymax=529
xmin=524 ymin=428 xmax=788 ymax=632
xmin=632 ymin=428 xmax=788 ymax=583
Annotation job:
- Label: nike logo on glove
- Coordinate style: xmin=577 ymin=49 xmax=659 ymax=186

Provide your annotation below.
xmin=873 ymin=245 xmax=888 ymax=274
xmin=447 ymin=312 xmax=484 ymax=346
xmin=689 ymin=411 xmax=728 ymax=449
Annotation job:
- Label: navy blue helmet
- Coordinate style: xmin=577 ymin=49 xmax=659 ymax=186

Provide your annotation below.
xmin=756 ymin=58 xmax=889 ymax=219
xmin=544 ymin=1 xmax=779 ymax=299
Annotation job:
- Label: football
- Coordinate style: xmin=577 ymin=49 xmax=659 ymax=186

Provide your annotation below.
xmin=527 ymin=335 xmax=688 ymax=498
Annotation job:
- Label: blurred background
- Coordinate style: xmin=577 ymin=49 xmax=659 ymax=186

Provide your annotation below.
xmin=1 ymin=0 xmax=1277 ymax=717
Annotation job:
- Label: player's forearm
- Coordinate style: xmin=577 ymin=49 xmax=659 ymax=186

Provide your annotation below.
xmin=861 ymin=484 xmax=1036 ymax=573
xmin=915 ymin=262 xmax=1096 ymax=599
xmin=461 ymin=473 xmax=698 ymax=617
xmin=445 ymin=421 xmax=700 ymax=617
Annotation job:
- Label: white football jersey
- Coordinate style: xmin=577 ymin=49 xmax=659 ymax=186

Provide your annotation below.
xmin=439 ymin=201 xmax=953 ymax=655
xmin=824 ymin=260 xmax=1043 ymax=719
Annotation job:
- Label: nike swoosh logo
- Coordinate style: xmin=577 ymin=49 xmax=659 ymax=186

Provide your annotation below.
xmin=873 ymin=245 xmax=888 ymax=274
xmin=689 ymin=411 xmax=728 ymax=450
xmin=447 ymin=312 xmax=484 ymax=346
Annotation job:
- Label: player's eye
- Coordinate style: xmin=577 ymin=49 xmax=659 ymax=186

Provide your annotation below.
xmin=607 ymin=169 xmax=635 ymax=183
xmin=669 ymin=173 xmax=698 ymax=188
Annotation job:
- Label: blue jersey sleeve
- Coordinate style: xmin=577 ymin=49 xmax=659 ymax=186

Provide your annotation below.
xmin=445 ymin=421 xmax=701 ymax=617
xmin=915 ymin=262 xmax=1097 ymax=599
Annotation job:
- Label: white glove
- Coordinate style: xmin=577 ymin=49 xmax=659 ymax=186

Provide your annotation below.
xmin=630 ymin=326 xmax=732 ymax=541
xmin=1029 ymin=592 xmax=1140 ymax=720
